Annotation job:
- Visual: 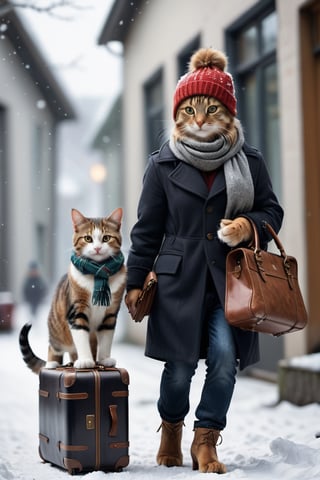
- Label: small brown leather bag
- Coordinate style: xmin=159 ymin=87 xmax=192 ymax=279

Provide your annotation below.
xmin=225 ymin=221 xmax=308 ymax=336
xmin=131 ymin=271 xmax=158 ymax=323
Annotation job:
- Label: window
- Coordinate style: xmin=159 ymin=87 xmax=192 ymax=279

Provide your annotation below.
xmin=177 ymin=36 xmax=201 ymax=78
xmin=144 ymin=68 xmax=165 ymax=155
xmin=227 ymin=2 xmax=281 ymax=198
xmin=143 ymin=37 xmax=201 ymax=157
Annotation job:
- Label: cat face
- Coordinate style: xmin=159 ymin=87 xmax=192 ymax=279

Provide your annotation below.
xmin=71 ymin=208 xmax=123 ymax=262
xmin=173 ymin=95 xmax=237 ymax=144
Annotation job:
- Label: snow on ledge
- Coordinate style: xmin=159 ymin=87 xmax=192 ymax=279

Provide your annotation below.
xmin=280 ymin=353 xmax=320 ymax=371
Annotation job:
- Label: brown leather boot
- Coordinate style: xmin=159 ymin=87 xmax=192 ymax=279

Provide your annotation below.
xmin=156 ymin=420 xmax=184 ymax=467
xmin=190 ymin=427 xmax=227 ymax=473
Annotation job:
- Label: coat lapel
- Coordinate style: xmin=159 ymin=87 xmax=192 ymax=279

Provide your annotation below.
xmin=169 ymin=161 xmax=208 ymax=199
xmin=208 ymin=168 xmax=226 ymax=200
xmin=168 ymin=162 xmax=226 ymax=200
xmin=158 ymin=141 xmax=226 ymax=200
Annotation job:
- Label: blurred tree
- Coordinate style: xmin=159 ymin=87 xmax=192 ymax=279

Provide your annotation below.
xmin=0 ymin=0 xmax=89 ymax=17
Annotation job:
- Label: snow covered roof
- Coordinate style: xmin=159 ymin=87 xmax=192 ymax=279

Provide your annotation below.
xmin=98 ymin=0 xmax=145 ymax=44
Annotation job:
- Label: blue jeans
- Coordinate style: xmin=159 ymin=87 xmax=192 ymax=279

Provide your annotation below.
xmin=157 ymin=305 xmax=238 ymax=431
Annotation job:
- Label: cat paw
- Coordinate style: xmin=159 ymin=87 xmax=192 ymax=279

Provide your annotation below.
xmin=218 ymin=217 xmax=252 ymax=247
xmin=45 ymin=361 xmax=60 ymax=369
xmin=74 ymin=358 xmax=96 ymax=369
xmin=99 ymin=357 xmax=117 ymax=367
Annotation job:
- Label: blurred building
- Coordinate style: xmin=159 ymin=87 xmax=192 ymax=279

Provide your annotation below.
xmin=55 ymin=96 xmax=109 ymax=280
xmin=0 ymin=8 xmax=75 ymax=300
xmin=90 ymin=95 xmax=125 ymax=218
xmin=97 ymin=0 xmax=319 ymax=374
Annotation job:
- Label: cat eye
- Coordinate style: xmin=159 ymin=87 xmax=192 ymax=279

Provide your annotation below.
xmin=83 ymin=235 xmax=93 ymax=243
xmin=185 ymin=106 xmax=195 ymax=115
xmin=207 ymin=105 xmax=218 ymax=114
xmin=103 ymin=235 xmax=111 ymax=242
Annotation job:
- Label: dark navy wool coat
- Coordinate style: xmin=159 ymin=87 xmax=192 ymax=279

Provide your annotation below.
xmin=127 ymin=141 xmax=284 ymax=370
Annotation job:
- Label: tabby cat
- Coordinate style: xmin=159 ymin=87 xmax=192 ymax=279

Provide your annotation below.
xmin=170 ymin=47 xmax=252 ymax=248
xmin=172 ymin=95 xmax=237 ymax=145
xmin=171 ymin=46 xmax=237 ymax=145
xmin=19 ymin=208 xmax=126 ymax=373
xmin=171 ymin=94 xmax=251 ymax=247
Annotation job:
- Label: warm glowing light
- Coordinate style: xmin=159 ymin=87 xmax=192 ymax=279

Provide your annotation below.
xmin=89 ymin=163 xmax=107 ymax=183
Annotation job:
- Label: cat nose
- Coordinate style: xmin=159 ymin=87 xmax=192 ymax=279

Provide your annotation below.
xmin=196 ymin=118 xmax=204 ymax=127
xmin=95 ymin=247 xmax=102 ymax=253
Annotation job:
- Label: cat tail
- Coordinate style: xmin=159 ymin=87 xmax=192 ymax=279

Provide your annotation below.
xmin=19 ymin=323 xmax=45 ymax=374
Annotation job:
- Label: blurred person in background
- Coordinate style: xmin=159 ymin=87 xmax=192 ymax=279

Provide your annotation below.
xmin=23 ymin=261 xmax=47 ymax=318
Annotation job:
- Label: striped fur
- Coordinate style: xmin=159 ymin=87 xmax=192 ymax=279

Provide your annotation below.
xmin=172 ymin=96 xmax=237 ymax=144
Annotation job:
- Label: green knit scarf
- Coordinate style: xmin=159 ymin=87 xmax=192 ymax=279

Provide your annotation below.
xmin=71 ymin=251 xmax=125 ymax=306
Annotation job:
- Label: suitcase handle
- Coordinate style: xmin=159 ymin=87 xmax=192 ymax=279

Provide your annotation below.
xmin=109 ymin=405 xmax=118 ymax=437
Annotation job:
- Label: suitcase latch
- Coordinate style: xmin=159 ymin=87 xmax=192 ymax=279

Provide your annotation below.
xmin=86 ymin=414 xmax=95 ymax=430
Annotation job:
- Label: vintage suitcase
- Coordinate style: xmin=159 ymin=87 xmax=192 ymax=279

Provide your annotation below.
xmin=38 ymin=366 xmax=129 ymax=475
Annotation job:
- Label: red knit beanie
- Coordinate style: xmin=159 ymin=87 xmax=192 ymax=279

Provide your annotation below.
xmin=173 ymin=48 xmax=237 ymax=118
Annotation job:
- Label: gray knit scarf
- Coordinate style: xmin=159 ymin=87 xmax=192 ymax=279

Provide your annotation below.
xmin=169 ymin=121 xmax=254 ymax=218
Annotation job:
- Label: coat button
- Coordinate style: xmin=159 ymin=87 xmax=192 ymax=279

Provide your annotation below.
xmin=206 ymin=233 xmax=214 ymax=240
xmin=206 ymin=206 xmax=213 ymax=214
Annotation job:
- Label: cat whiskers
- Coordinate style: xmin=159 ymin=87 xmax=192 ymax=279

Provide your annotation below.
xmin=217 ymin=124 xmax=237 ymax=146
xmin=109 ymin=252 xmax=121 ymax=262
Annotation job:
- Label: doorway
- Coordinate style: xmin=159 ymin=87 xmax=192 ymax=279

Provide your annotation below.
xmin=300 ymin=1 xmax=320 ymax=353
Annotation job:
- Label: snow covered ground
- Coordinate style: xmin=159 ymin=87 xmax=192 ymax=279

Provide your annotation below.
xmin=1 ymin=303 xmax=320 ymax=480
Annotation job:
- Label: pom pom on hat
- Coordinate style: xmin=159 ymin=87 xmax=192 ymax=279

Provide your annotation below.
xmin=173 ymin=47 xmax=237 ymax=118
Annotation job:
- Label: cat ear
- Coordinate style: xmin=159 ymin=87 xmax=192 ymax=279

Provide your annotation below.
xmin=71 ymin=209 xmax=87 ymax=231
xmin=108 ymin=208 xmax=123 ymax=230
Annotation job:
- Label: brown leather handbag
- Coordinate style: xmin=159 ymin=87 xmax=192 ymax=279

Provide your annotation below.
xmin=225 ymin=221 xmax=308 ymax=336
xmin=131 ymin=271 xmax=158 ymax=322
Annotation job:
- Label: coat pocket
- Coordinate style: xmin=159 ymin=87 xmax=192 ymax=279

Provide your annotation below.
xmin=154 ymin=254 xmax=182 ymax=275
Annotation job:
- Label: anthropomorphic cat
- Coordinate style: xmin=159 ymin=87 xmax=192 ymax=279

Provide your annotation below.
xmin=125 ymin=47 xmax=283 ymax=473
xmin=19 ymin=207 xmax=126 ymax=373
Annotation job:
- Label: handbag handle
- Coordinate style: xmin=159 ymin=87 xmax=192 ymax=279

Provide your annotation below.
xmin=249 ymin=219 xmax=287 ymax=259
xmin=263 ymin=221 xmax=287 ymax=258
xmin=248 ymin=220 xmax=293 ymax=288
